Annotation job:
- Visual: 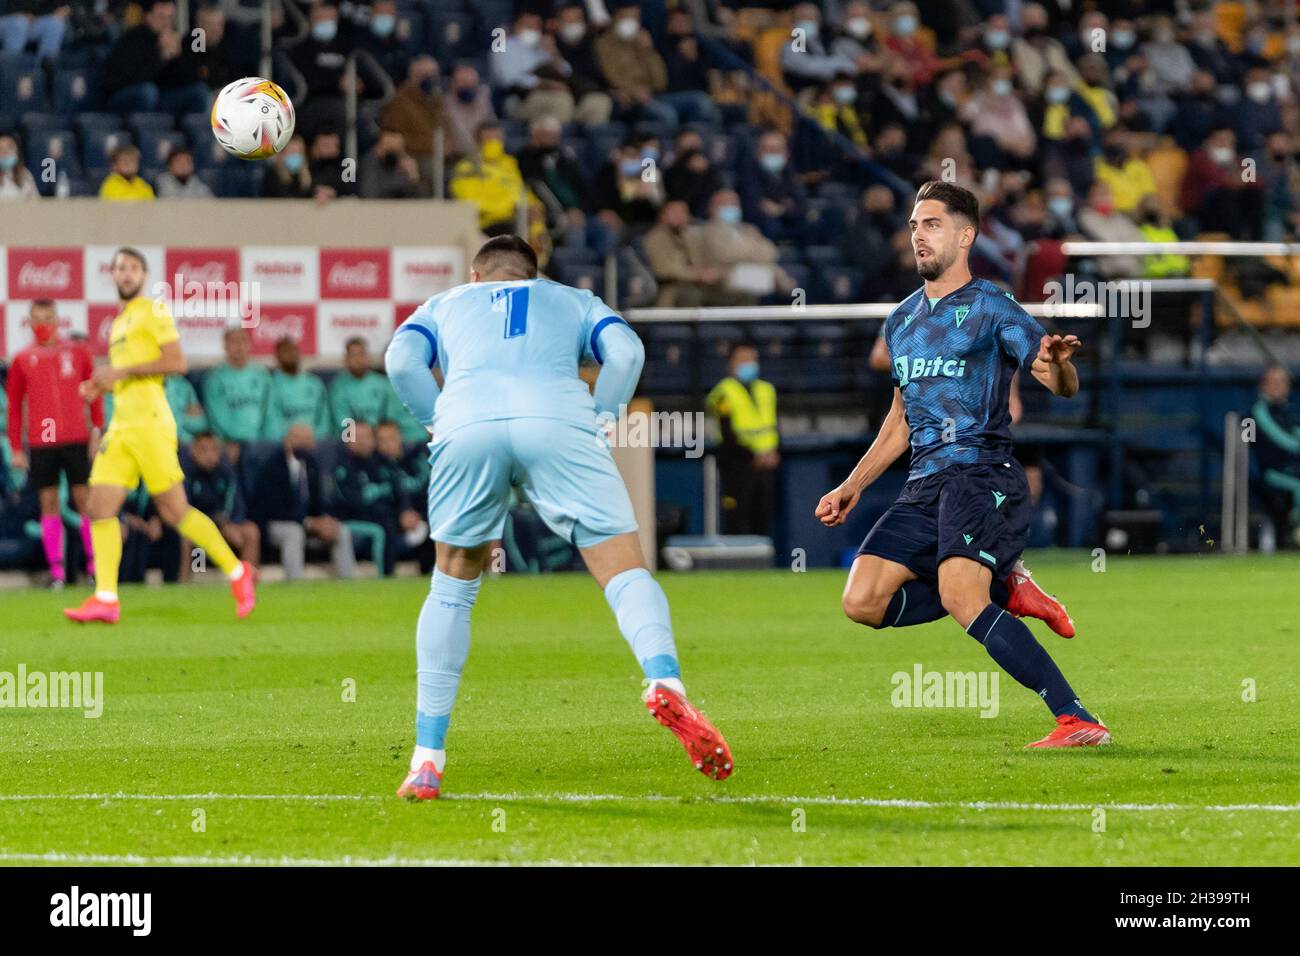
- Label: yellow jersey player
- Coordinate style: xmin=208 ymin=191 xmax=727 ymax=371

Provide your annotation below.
xmin=64 ymin=247 xmax=256 ymax=624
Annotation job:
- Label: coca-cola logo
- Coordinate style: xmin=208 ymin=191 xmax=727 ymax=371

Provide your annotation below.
xmin=172 ymin=262 xmax=230 ymax=283
xmin=18 ymin=261 xmax=72 ymax=289
xmin=327 ymin=261 xmax=380 ymax=288
xmin=255 ymin=314 xmax=305 ymax=339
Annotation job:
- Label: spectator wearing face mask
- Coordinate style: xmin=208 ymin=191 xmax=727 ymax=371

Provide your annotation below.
xmin=1185 ymin=10 xmax=1241 ymax=86
xmin=962 ymin=67 xmax=1036 ymax=167
xmin=738 ymin=129 xmax=807 ymax=242
xmin=291 ymin=1 xmax=385 ymax=140
xmin=1180 ymin=126 xmax=1264 ymax=240
xmin=308 ymin=129 xmax=358 ymax=203
xmin=642 ymin=200 xmax=722 ymax=307
xmin=361 ymin=130 xmax=421 ymax=199
xmin=0 ymin=133 xmax=37 ymax=200
xmin=518 ymin=116 xmax=587 ymax=236
xmin=1259 ymin=131 xmax=1300 ymax=241
xmin=1076 ymin=180 xmax=1145 ymax=278
xmin=1033 ymin=70 xmax=1100 ymax=144
xmin=664 ymin=129 xmax=722 ymax=218
xmin=1042 ymin=178 xmax=1080 ymax=236
xmin=1092 ymin=130 xmax=1156 ymax=215
xmin=1011 ymin=3 xmax=1078 ymax=96
xmin=1073 ymin=54 xmax=1118 ymax=131
xmin=359 ymin=0 xmax=408 ymax=88
xmin=1041 ymin=114 xmax=1098 ymax=200
xmin=591 ymin=134 xmax=665 ymax=237
xmin=706 ymin=342 xmax=779 ymax=538
xmin=841 ymin=185 xmax=900 ymax=298
xmin=659 ymin=7 xmax=720 ymax=125
xmin=155 ymin=146 xmax=213 ymax=199
xmin=595 ymin=3 xmax=681 ymax=128
xmin=491 ymin=12 xmax=581 ymax=123
xmin=1171 ymin=70 xmax=1226 ymax=153
xmin=450 ymin=121 xmax=531 ymax=235
xmin=808 ymin=74 xmax=868 ymax=150
xmin=830 ymin=1 xmax=884 ymax=71
xmin=695 ymin=189 xmax=794 ymax=305
xmin=379 ymin=56 xmax=447 ymax=190
xmin=1234 ymin=67 xmax=1284 ymax=156
xmin=261 ymin=135 xmax=313 ymax=199
xmin=553 ymin=3 xmax=613 ymax=125
xmin=444 ymin=64 xmax=497 ymax=160
xmin=780 ymin=2 xmax=858 ymax=92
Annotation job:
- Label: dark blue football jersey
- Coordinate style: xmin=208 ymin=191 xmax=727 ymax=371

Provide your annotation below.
xmin=884 ymin=277 xmax=1046 ymax=479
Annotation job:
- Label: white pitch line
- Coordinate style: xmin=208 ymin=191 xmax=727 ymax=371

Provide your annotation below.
xmin=0 ymin=851 xmax=620 ymax=867
xmin=0 ymin=792 xmax=1297 ymax=812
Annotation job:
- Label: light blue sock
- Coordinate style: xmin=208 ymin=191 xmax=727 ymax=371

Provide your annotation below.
xmin=415 ymin=570 xmax=481 ymax=749
xmin=603 ymin=568 xmax=681 ymax=680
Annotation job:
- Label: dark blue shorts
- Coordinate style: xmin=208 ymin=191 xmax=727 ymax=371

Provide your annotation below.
xmin=856 ymin=459 xmax=1031 ymax=584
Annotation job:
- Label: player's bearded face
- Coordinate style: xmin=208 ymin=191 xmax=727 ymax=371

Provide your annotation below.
xmin=112 ymin=258 xmax=146 ymax=300
xmin=914 ymin=231 xmax=958 ymax=279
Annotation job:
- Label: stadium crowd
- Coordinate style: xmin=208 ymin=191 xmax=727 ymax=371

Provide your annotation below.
xmin=3 ymin=1 xmax=1300 ymax=313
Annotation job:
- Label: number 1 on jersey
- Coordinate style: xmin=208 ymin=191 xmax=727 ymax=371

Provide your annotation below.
xmin=493 ymin=287 xmax=530 ymax=339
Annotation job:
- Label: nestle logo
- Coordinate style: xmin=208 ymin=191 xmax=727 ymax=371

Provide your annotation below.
xmin=18 ymin=261 xmax=72 ymax=289
xmin=327 ymin=261 xmax=380 ymax=288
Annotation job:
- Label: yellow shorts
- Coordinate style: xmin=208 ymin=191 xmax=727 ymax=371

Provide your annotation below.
xmin=89 ymin=422 xmax=185 ymax=495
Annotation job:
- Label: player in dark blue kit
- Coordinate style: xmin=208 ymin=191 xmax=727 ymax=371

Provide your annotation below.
xmin=816 ymin=181 xmax=1110 ymax=748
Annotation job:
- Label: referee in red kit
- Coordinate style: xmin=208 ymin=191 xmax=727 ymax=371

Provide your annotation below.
xmin=5 ymin=299 xmax=103 ymax=587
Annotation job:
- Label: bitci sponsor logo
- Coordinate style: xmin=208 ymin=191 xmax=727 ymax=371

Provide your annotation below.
xmin=9 ymin=247 xmax=83 ymax=299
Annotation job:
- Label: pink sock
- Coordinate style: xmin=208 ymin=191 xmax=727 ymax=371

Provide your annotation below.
xmin=40 ymin=515 xmax=65 ymax=581
xmin=80 ymin=517 xmax=95 ymax=576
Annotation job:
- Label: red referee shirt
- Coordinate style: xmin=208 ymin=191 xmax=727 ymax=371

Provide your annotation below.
xmin=5 ymin=338 xmax=104 ymax=453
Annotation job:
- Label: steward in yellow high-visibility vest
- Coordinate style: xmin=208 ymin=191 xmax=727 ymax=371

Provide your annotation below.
xmin=706 ymin=343 xmax=780 ymax=536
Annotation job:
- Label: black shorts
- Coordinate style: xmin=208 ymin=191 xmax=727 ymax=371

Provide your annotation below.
xmin=28 ymin=443 xmax=91 ymax=491
xmin=856 ymin=459 xmax=1031 ymax=584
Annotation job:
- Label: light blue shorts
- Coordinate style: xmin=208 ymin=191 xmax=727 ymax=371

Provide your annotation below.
xmin=425 ymin=417 xmax=638 ymax=549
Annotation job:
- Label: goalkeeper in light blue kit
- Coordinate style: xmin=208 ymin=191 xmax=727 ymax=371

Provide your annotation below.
xmin=385 ymin=236 xmax=733 ymax=800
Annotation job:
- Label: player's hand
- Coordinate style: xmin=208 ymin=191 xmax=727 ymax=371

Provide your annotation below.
xmin=1036 ymin=333 xmax=1080 ymax=366
xmin=10 ymin=450 xmax=28 ymax=471
xmin=90 ymin=365 xmax=120 ymax=390
xmin=815 ymin=483 xmax=861 ymax=527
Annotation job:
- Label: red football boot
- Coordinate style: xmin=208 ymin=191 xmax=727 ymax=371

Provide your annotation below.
xmin=1004 ymin=561 xmax=1075 ymax=638
xmin=643 ymin=682 xmax=733 ymax=781
xmin=63 ymin=595 xmax=121 ymax=624
xmin=397 ymin=761 xmax=442 ymax=800
xmin=231 ymin=561 xmax=257 ymax=619
xmin=1026 ymin=714 xmax=1111 ymax=748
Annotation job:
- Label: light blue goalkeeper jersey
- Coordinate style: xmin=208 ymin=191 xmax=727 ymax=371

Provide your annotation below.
xmin=387 ymin=278 xmax=638 ymax=436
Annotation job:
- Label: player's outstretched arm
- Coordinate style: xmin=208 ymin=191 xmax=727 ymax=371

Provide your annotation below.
xmin=385 ymin=326 xmax=441 ymax=430
xmin=1030 ymin=333 xmax=1081 ymax=397
xmin=591 ymin=321 xmax=644 ymax=418
xmin=815 ymin=387 xmax=910 ymax=527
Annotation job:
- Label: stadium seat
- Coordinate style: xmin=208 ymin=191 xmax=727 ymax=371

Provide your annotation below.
xmin=547 ymin=246 xmax=601 ymax=274
xmin=0 ymin=53 xmax=45 ymax=112
xmin=819 ymin=266 xmax=863 ymax=305
xmin=125 ymin=112 xmax=176 ymax=132
xmin=81 ymin=127 xmax=132 ymax=170
xmin=554 ymin=262 xmax=604 ymax=292
xmin=136 ymin=129 xmax=186 ymax=169
xmin=22 ymin=126 xmax=79 ymax=182
xmin=52 ymin=69 xmax=96 ymax=113
xmin=431 ymin=12 xmax=476 ymax=61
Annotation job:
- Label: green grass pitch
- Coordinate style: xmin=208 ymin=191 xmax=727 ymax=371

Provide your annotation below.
xmin=1 ymin=552 xmax=1298 ymax=866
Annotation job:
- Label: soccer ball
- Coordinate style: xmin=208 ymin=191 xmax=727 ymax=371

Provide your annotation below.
xmin=210 ymin=77 xmax=296 ymax=160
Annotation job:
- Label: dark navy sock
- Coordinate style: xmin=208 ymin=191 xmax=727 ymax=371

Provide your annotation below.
xmin=881 ymin=580 xmax=948 ymax=627
xmin=990 ymin=577 xmax=1010 ymax=608
xmin=966 ymin=603 xmax=1096 ymax=721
